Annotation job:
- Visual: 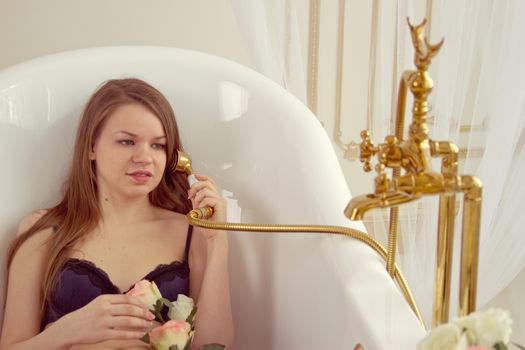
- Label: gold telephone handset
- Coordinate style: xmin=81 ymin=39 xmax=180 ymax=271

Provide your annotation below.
xmin=172 ymin=150 xmax=214 ymax=219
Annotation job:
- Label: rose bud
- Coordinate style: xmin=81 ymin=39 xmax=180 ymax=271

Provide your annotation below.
xmin=127 ymin=280 xmax=162 ymax=311
xmin=149 ymin=320 xmax=192 ymax=350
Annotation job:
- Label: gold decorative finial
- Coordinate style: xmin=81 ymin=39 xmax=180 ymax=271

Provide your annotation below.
xmin=407 ymin=18 xmax=444 ymax=70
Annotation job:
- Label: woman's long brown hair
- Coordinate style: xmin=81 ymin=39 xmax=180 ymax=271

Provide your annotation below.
xmin=7 ymin=78 xmax=192 ymax=314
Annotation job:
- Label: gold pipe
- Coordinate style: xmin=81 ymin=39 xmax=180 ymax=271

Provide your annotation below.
xmin=187 ymin=210 xmax=425 ymax=327
xmin=457 ymin=175 xmax=482 ymax=316
xmin=333 ymin=0 xmax=381 ymax=160
xmin=386 ymin=72 xmax=410 ymax=276
xmin=390 ymin=1 xmax=400 ymax=134
xmin=433 ymin=193 xmax=455 ymax=326
xmin=307 ymin=0 xmax=321 ymax=115
xmin=333 ymin=0 xmax=348 ymax=152
xmin=367 ymin=0 xmax=379 ymax=132
xmin=431 ymin=141 xmax=458 ymax=327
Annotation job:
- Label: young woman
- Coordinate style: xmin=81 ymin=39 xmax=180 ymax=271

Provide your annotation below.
xmin=0 ymin=78 xmax=234 ymax=350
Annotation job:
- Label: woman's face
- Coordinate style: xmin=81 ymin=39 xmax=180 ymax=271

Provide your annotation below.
xmin=89 ymin=103 xmax=167 ymax=201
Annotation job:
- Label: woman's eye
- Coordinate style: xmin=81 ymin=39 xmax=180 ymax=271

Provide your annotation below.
xmin=118 ymin=140 xmax=134 ymax=146
xmin=152 ymin=143 xmax=166 ymax=150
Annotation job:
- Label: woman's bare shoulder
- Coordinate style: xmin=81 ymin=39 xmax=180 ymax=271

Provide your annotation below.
xmin=12 ymin=210 xmax=53 ymax=260
xmin=17 ymin=209 xmax=48 ymax=235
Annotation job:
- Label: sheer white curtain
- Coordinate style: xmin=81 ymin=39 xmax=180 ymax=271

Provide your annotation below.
xmin=230 ymin=0 xmax=306 ymax=104
xmin=459 ymin=0 xmax=525 ymax=303
xmin=365 ymin=0 xmax=525 ymax=325
xmin=232 ymin=0 xmax=525 ymax=326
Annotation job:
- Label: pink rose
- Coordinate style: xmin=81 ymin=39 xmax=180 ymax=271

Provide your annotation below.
xmin=149 ymin=320 xmax=192 ymax=350
xmin=127 ymin=280 xmax=162 ymax=311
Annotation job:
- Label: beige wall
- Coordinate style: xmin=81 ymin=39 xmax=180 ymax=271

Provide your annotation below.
xmin=0 ymin=0 xmax=252 ymax=70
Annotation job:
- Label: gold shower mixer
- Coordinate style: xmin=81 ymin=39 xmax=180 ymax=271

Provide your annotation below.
xmin=344 ymin=18 xmax=482 ymax=327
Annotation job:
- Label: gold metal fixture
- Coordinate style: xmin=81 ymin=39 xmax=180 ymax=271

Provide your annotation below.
xmin=172 ymin=150 xmax=193 ymax=174
xmin=173 ymin=151 xmax=214 ymax=219
xmin=333 ymin=0 xmax=379 ymax=161
xmin=345 ymin=18 xmax=482 ymax=327
xmin=175 ymin=160 xmax=425 ymax=326
xmin=186 ymin=209 xmax=424 ymax=326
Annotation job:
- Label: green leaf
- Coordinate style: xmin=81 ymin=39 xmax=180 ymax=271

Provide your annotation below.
xmin=154 ymin=299 xmax=164 ymax=314
xmin=495 ymin=342 xmax=508 ymax=350
xmin=160 ymin=297 xmax=174 ymax=309
xmin=186 ymin=306 xmax=198 ymax=325
xmin=199 ymin=344 xmax=226 ymax=350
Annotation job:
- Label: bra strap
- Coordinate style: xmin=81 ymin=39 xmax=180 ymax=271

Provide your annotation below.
xmin=184 ymin=225 xmax=193 ymax=261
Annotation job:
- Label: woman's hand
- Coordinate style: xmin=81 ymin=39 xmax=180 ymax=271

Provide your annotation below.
xmin=187 ymin=173 xmax=228 ymax=241
xmin=50 ymin=294 xmax=155 ymax=346
xmin=188 ymin=174 xmax=227 ymax=219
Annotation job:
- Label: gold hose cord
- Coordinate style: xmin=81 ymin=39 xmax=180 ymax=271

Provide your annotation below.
xmin=187 ymin=209 xmax=424 ymax=327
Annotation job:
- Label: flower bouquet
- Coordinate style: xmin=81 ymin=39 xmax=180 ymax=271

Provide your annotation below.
xmin=418 ymin=308 xmax=523 ymax=350
xmin=127 ymin=280 xmax=225 ymax=350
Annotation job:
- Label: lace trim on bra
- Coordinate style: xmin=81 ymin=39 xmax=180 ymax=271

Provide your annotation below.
xmin=63 ymin=257 xmax=188 ymax=294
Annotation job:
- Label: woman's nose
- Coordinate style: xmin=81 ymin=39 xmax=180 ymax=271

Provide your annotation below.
xmin=131 ymin=144 xmax=153 ymax=164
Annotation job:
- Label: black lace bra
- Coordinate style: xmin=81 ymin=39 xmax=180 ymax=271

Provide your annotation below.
xmin=41 ymin=225 xmax=193 ymax=330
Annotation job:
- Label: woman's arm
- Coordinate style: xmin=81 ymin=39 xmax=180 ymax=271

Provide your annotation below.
xmin=1 ymin=213 xmax=154 ymax=350
xmin=188 ymin=174 xmax=234 ymax=349
xmin=0 ymin=221 xmax=73 ymax=350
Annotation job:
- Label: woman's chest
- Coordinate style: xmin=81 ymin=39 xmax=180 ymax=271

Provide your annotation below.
xmin=69 ymin=223 xmax=188 ymax=292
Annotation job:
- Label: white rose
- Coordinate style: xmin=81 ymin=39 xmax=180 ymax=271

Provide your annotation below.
xmin=168 ymin=294 xmax=195 ymax=321
xmin=474 ymin=308 xmax=513 ymax=347
xmin=453 ymin=313 xmax=477 ymax=345
xmin=418 ymin=323 xmax=462 ymax=350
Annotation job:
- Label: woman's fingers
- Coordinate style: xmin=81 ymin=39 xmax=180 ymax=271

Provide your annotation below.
xmin=105 ymin=295 xmax=152 ymax=313
xmin=106 ymin=328 xmax=148 ymax=340
xmin=109 ymin=304 xmax=155 ymax=320
xmin=188 ymin=175 xmax=218 ymax=197
xmin=193 ymin=173 xmax=217 ymax=186
xmin=192 ymin=188 xmax=221 ymax=205
xmin=107 ymin=315 xmax=153 ymax=330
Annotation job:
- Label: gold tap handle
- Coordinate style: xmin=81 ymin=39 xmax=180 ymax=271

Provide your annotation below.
xmin=374 ymin=164 xmax=392 ymax=194
xmin=359 ymin=130 xmax=378 ymax=172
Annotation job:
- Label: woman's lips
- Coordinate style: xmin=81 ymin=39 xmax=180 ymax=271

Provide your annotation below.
xmin=126 ymin=170 xmax=152 ymax=184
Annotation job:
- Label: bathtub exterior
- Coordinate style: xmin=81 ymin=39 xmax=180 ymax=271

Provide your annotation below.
xmin=0 ymin=47 xmax=425 ymax=349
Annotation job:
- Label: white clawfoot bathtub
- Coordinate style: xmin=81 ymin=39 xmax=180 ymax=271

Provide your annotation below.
xmin=0 ymin=47 xmax=425 ymax=349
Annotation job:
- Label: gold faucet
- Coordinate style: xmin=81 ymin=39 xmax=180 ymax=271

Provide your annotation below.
xmin=344 ymin=18 xmax=482 ymax=327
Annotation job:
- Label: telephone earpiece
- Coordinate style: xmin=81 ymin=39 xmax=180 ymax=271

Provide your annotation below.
xmin=172 ymin=150 xmax=214 ymax=219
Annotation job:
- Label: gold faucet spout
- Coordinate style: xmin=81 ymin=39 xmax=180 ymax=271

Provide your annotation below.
xmin=394 ymin=171 xmax=446 ymax=195
xmin=344 ymin=191 xmax=421 ymax=220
